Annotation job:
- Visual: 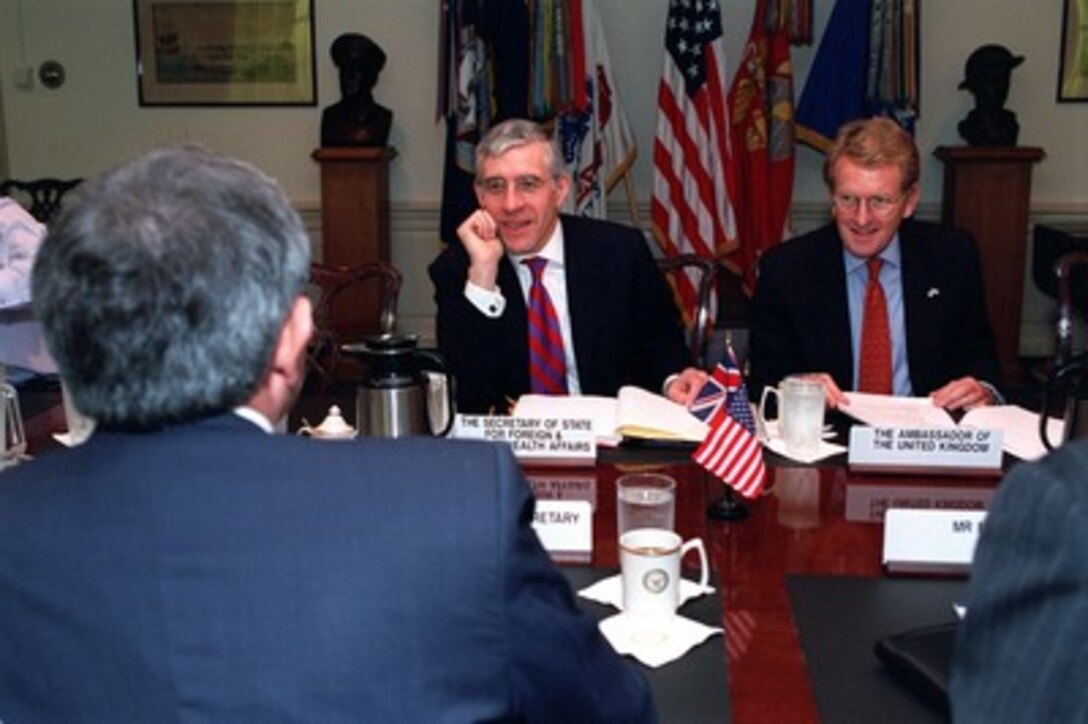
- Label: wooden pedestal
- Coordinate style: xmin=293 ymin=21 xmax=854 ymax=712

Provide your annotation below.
xmin=311 ymin=146 xmax=396 ymax=337
xmin=934 ymin=146 xmax=1045 ymax=389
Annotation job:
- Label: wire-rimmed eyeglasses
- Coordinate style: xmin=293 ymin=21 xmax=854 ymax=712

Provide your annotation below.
xmin=831 ymin=193 xmax=906 ymax=216
xmin=477 ymin=175 xmax=550 ymax=197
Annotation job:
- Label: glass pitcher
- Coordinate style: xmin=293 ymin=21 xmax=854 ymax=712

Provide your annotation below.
xmin=0 ymin=368 xmax=26 ymax=470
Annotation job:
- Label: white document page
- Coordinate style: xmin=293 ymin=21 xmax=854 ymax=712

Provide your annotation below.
xmin=613 ymin=386 xmax=708 ymax=442
xmin=513 ymin=386 xmax=708 ymax=445
xmin=842 ymin=394 xmax=1065 ymax=461
xmin=840 ymin=392 xmax=957 ymax=429
xmin=959 ymin=405 xmax=1065 ymax=461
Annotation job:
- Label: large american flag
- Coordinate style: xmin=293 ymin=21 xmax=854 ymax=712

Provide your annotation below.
xmin=651 ymin=0 xmax=739 ymax=326
xmin=692 ymin=349 xmax=765 ymax=499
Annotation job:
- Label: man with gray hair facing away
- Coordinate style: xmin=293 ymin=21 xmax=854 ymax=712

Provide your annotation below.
xmin=0 ymin=146 xmax=654 ymax=723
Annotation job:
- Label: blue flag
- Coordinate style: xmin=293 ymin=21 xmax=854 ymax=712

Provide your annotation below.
xmin=795 ymin=0 xmax=871 ymax=151
xmin=796 ymin=0 xmax=919 ymax=151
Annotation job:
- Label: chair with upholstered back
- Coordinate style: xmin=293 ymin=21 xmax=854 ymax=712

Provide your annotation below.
xmin=0 ymin=178 xmax=82 ymax=223
xmin=656 ymin=254 xmax=718 ymax=369
xmin=306 ymin=261 xmax=402 ymax=389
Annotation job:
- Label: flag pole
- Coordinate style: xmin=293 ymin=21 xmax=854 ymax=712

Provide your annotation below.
xmin=707 ymin=484 xmax=751 ymax=521
xmin=620 ymin=167 xmax=639 ymax=227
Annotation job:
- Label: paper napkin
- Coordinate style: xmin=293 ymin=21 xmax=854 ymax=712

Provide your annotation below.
xmin=763 ymin=436 xmax=846 ymax=463
xmin=577 ymin=573 xmax=714 ymax=609
xmin=598 ymin=612 xmax=722 ymax=668
xmin=760 ymin=421 xmax=845 ymax=463
xmin=577 ymin=573 xmax=722 ymax=667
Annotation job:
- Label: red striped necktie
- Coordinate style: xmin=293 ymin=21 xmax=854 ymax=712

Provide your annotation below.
xmin=858 ymin=256 xmax=893 ymax=394
xmin=522 ymin=257 xmax=568 ymax=394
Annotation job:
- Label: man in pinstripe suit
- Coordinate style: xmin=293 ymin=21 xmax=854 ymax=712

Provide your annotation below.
xmin=950 ymin=440 xmax=1088 ymax=721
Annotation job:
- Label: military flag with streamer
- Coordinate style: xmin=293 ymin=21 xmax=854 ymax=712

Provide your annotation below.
xmin=437 ymin=0 xmax=530 ymax=247
xmin=723 ymin=0 xmax=797 ymax=296
xmin=437 ymin=0 xmax=635 ymax=246
xmin=556 ymin=0 xmax=638 ymax=220
xmin=795 ymin=0 xmax=919 ymax=151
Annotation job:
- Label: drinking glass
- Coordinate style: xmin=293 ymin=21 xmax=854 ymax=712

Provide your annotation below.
xmin=616 ymin=473 xmax=676 ymax=536
xmin=1 ymin=371 xmax=26 ymax=469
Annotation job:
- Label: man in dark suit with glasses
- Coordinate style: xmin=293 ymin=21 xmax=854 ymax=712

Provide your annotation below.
xmin=749 ymin=117 xmax=1000 ymax=411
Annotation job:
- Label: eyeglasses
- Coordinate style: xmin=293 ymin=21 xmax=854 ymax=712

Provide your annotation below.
xmin=477 ymin=175 xmax=550 ymax=197
xmin=831 ymin=193 xmax=905 ymax=216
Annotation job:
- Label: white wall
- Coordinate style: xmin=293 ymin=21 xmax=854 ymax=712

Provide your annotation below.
xmin=2 ymin=0 xmax=1086 ymax=348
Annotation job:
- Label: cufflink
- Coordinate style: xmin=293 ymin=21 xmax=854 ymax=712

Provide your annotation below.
xmin=926 ymin=287 xmax=940 ymax=299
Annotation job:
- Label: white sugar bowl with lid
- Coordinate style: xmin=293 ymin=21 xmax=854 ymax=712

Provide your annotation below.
xmin=297 ymin=405 xmax=356 ymax=440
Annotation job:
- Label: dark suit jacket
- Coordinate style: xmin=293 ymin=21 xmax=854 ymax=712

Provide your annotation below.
xmin=429 ymin=215 xmax=690 ymax=413
xmin=0 ymin=414 xmax=654 ymax=723
xmin=950 ymin=440 xmax=1088 ymax=723
xmin=749 ymin=219 xmax=1000 ymax=399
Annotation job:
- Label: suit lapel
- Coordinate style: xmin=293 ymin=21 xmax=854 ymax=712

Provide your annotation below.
xmin=560 ymin=218 xmax=597 ymax=382
xmin=820 ymin=230 xmax=854 ymax=389
xmin=898 ymin=222 xmax=935 ymax=391
xmin=498 ymin=256 xmax=530 ymax=372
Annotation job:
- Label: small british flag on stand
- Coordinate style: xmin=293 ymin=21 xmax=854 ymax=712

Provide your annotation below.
xmin=691 ymin=347 xmax=766 ymax=499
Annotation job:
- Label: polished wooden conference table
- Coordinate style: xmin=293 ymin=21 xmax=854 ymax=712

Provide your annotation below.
xmin=20 ymin=395 xmax=1003 ymax=723
xmin=521 ymin=441 xmax=998 ymax=723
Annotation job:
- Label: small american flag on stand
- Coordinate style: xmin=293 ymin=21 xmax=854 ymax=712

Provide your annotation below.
xmin=692 ymin=349 xmax=765 ymax=499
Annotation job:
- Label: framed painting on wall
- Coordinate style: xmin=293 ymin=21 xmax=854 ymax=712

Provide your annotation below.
xmin=134 ymin=0 xmax=315 ymax=106
xmin=1059 ymin=0 xmax=1088 ymax=101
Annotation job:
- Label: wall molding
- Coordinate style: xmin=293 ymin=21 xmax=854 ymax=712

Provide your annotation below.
xmin=297 ymin=200 xmax=1088 ymax=352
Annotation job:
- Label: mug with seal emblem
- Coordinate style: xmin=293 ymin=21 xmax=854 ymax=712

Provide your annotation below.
xmin=619 ymin=528 xmax=708 ymax=634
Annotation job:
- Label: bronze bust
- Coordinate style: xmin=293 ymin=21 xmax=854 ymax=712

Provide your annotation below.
xmin=321 ymin=33 xmax=393 ymax=148
xmin=957 ymin=44 xmax=1024 ymax=147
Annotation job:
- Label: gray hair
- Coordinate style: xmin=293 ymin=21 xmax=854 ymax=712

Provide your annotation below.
xmin=474 ymin=118 xmax=564 ymax=180
xmin=32 ymin=145 xmax=311 ymax=430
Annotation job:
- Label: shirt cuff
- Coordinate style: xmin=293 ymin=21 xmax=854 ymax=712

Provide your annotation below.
xmin=979 ymin=380 xmax=1005 ymax=405
xmin=662 ymin=373 xmax=679 ymax=397
xmin=464 ymin=281 xmax=506 ymax=318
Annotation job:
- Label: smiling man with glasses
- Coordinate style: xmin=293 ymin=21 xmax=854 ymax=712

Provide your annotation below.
xmin=749 ymin=117 xmax=1001 ymax=411
xmin=430 ymin=118 xmax=705 ymax=414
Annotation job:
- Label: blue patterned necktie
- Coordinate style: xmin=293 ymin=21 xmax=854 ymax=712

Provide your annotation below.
xmin=522 ymin=257 xmax=568 ymax=394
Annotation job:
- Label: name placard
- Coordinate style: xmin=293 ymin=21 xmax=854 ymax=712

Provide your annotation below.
xmin=883 ymin=509 xmax=987 ymax=574
xmin=452 ymin=414 xmax=597 ymax=466
xmin=532 ymin=499 xmax=593 ymax=563
xmin=848 ymin=426 xmax=1003 ymax=475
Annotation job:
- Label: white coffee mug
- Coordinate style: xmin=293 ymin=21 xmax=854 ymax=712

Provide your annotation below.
xmin=620 ymin=528 xmax=709 ymax=628
xmin=758 ymin=376 xmax=825 ymax=456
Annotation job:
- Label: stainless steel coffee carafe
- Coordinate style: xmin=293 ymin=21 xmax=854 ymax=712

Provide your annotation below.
xmin=342 ymin=334 xmax=455 ymax=438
